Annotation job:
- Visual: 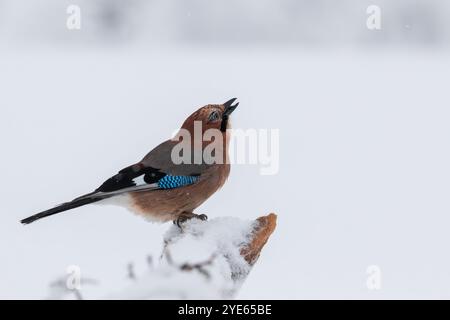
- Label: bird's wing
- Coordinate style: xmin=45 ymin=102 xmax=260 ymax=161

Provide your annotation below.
xmin=20 ymin=159 xmax=201 ymax=225
xmin=95 ymin=163 xmax=163 ymax=193
xmin=94 ymin=162 xmax=201 ymax=196
xmin=93 ymin=138 xmax=213 ymax=196
xmin=67 ymin=139 xmax=208 ymax=200
xmin=21 ymin=140 xmax=208 ymax=225
xmin=141 ymin=139 xmax=211 ymax=176
xmin=94 ymin=136 xmax=214 ymax=196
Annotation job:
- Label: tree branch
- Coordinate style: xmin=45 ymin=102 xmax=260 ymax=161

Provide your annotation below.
xmin=49 ymin=213 xmax=277 ymax=299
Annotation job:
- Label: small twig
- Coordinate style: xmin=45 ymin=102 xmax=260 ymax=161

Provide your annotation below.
xmin=49 ymin=277 xmax=98 ymax=300
xmin=127 ymin=262 xmax=136 ymax=280
xmin=165 ymin=250 xmax=175 ymax=266
xmin=164 ymin=250 xmax=216 ymax=280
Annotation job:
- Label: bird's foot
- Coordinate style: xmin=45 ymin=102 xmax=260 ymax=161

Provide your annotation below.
xmin=174 ymin=213 xmax=208 ymax=228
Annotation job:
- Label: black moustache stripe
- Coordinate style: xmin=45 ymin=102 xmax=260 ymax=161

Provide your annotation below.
xmin=220 ymin=116 xmax=229 ymax=132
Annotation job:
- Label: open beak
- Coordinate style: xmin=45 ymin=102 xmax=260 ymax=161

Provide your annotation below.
xmin=221 ymin=98 xmax=238 ymax=131
xmin=223 ymin=98 xmax=239 ymax=116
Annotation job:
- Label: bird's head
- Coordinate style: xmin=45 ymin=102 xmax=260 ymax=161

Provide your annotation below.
xmin=181 ymin=98 xmax=239 ymax=133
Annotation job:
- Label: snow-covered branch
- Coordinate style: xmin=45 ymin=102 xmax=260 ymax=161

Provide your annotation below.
xmin=111 ymin=213 xmax=276 ymax=299
xmin=48 ymin=213 xmax=277 ymax=300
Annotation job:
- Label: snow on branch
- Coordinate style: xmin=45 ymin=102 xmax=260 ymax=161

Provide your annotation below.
xmin=49 ymin=213 xmax=277 ymax=300
xmin=111 ymin=213 xmax=277 ymax=299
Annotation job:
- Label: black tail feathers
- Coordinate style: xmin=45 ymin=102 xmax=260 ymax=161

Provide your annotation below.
xmin=21 ymin=194 xmax=108 ymax=225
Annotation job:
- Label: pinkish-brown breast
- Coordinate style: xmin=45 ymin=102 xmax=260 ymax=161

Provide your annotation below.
xmin=129 ymin=163 xmax=230 ymax=222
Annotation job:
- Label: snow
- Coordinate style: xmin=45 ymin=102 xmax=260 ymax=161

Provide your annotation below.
xmin=42 ymin=217 xmax=257 ymax=300
xmin=115 ymin=217 xmax=255 ymax=299
xmin=41 ymin=217 xmax=259 ymax=299
xmin=163 ymin=217 xmax=254 ymax=283
xmin=2 ymin=47 xmax=450 ymax=299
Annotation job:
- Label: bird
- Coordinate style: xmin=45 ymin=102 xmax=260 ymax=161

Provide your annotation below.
xmin=20 ymin=98 xmax=239 ymax=226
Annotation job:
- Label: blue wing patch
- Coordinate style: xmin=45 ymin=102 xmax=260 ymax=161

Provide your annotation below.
xmin=157 ymin=175 xmax=199 ymax=189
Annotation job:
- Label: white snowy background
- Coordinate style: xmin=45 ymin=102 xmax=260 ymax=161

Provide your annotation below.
xmin=1 ymin=0 xmax=450 ymax=299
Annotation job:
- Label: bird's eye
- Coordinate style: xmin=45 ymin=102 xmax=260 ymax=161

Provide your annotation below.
xmin=208 ymin=111 xmax=220 ymax=122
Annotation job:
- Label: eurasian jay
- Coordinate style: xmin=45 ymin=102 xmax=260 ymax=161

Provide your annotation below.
xmin=21 ymin=98 xmax=239 ymax=226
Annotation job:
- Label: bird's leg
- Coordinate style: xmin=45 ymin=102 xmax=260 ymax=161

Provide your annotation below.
xmin=174 ymin=212 xmax=208 ymax=228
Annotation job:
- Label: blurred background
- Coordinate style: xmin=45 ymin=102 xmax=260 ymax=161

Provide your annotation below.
xmin=1 ymin=0 xmax=450 ymax=47
xmin=1 ymin=0 xmax=450 ymax=299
